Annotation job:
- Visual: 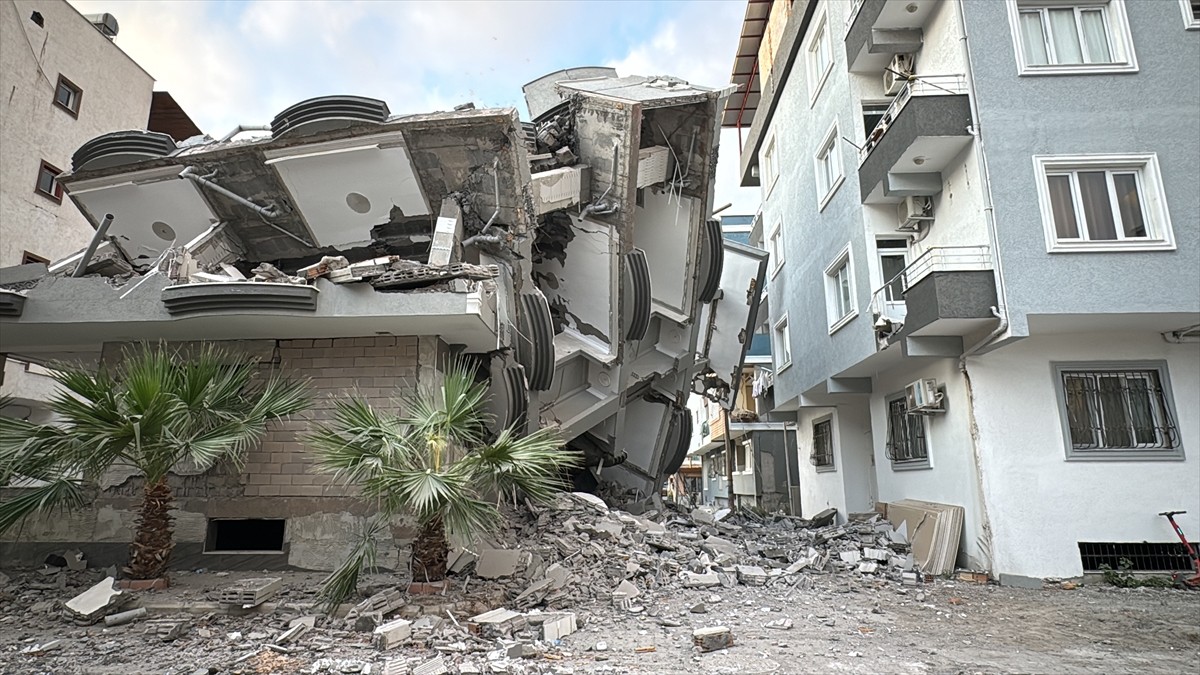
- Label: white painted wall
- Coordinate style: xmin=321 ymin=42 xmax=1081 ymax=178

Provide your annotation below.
xmin=969 ymin=332 xmax=1200 ymax=581
xmin=796 ymin=406 xmax=848 ymax=520
xmin=870 ymin=357 xmax=989 ymax=569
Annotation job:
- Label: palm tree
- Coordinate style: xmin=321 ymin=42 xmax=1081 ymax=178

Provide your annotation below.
xmin=0 ymin=343 xmax=310 ymax=580
xmin=306 ymin=359 xmax=579 ymax=607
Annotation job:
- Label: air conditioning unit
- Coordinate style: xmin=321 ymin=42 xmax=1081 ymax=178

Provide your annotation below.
xmin=905 ymin=378 xmax=944 ymax=413
xmin=883 ymin=53 xmax=915 ymax=95
xmin=637 ymin=146 xmax=670 ymax=188
xmin=897 ymin=196 xmax=934 ymax=232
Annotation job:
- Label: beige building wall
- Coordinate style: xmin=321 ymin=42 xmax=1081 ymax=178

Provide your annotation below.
xmin=1 ymin=0 xmax=154 ymax=403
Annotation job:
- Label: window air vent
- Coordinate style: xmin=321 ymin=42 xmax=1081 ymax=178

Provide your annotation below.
xmin=0 ymin=290 xmax=27 ymax=317
xmin=270 ymin=95 xmax=390 ymax=139
xmin=625 ymin=249 xmax=652 ymax=341
xmin=71 ymin=130 xmax=177 ymax=172
xmin=516 ymin=291 xmax=555 ymax=391
xmin=659 ymin=404 xmax=693 ymax=477
xmin=162 ymin=283 xmax=318 ymax=316
xmin=697 ymin=219 xmax=724 ymax=303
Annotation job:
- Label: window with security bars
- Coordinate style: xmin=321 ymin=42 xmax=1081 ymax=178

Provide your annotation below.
xmin=886 ymin=395 xmax=928 ymax=466
xmin=811 ymin=419 xmax=834 ymax=470
xmin=1079 ymin=541 xmax=1196 ymax=572
xmin=1058 ymin=365 xmax=1180 ymax=458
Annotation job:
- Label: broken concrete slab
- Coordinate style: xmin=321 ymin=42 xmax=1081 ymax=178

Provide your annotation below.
xmin=810 ymin=508 xmax=838 ymax=528
xmin=475 ymin=548 xmax=521 ymax=579
xmin=541 ymin=613 xmax=576 ymax=641
xmin=613 ymin=579 xmax=641 ymax=600
xmin=544 ymin=563 xmax=570 ymax=590
xmin=65 ymin=576 xmax=126 ymax=624
xmin=734 ymin=565 xmax=768 ymax=587
xmin=412 ymin=655 xmax=449 ymax=675
xmin=144 ymin=618 xmax=189 ymax=642
xmin=64 ymin=549 xmax=87 ymax=571
xmin=681 ymin=571 xmax=720 ymax=588
xmin=277 ymin=620 xmax=312 ymax=645
xmin=448 ymin=546 xmax=480 ymax=574
xmin=567 ymin=492 xmax=610 ymax=514
xmin=693 ymin=626 xmax=734 ymax=653
xmin=373 ymin=618 xmax=412 ymax=649
xmin=468 ymin=608 xmax=526 ymax=638
xmin=217 ymin=577 xmax=281 ymax=607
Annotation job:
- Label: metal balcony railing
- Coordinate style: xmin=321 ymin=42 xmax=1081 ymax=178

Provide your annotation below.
xmin=869 ymin=245 xmax=992 ymax=318
xmin=859 ymin=75 xmax=969 ymax=165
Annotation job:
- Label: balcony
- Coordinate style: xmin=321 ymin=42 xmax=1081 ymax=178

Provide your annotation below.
xmin=845 ymin=0 xmax=940 ymax=73
xmin=870 ymin=246 xmax=997 ymax=349
xmin=858 ymin=75 xmax=973 ymax=204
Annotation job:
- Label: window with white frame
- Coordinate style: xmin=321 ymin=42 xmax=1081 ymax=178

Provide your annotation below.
xmin=760 ymin=134 xmax=779 ymax=196
xmin=811 ymin=418 xmax=835 ymax=470
xmin=1054 ymin=362 xmax=1183 ymax=460
xmin=1183 ymin=0 xmax=1200 ymax=29
xmin=1008 ymin=0 xmax=1137 ymax=74
xmin=824 ymin=245 xmax=856 ymax=332
xmin=768 ymin=221 xmax=785 ymax=274
xmin=1033 ymin=154 xmax=1175 ymax=252
xmin=805 ymin=6 xmax=834 ymax=103
xmin=734 ymin=440 xmax=752 ymax=473
xmin=773 ymin=314 xmax=792 ymax=370
xmin=814 ymin=121 xmax=844 ymax=210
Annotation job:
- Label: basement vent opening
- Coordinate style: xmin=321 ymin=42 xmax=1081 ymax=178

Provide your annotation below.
xmin=30 ymin=11 xmax=44 ymax=27
xmin=1078 ymin=541 xmax=1196 ymax=572
xmin=206 ymin=519 xmax=285 ymax=553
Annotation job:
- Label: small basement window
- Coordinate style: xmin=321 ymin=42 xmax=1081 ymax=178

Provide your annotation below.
xmin=1079 ymin=541 xmax=1196 ymax=572
xmin=206 ymin=519 xmax=285 ymax=553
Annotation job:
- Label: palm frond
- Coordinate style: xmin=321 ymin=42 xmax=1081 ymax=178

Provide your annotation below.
xmin=316 ymin=516 xmax=387 ymax=613
xmin=402 ymin=358 xmax=488 ymax=447
xmin=461 ymin=426 xmax=580 ymax=503
xmin=306 ymin=398 xmax=409 ymax=485
xmin=0 ymin=477 xmax=88 ymax=534
xmin=245 ymin=374 xmax=312 ymax=422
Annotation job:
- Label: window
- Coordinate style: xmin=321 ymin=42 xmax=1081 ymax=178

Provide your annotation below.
xmin=886 ymin=394 xmax=929 ymax=468
xmin=20 ymin=251 xmax=49 ymax=266
xmin=1008 ymin=1 xmax=1137 ymax=74
xmin=862 ymin=102 xmax=890 ymax=142
xmin=811 ymin=418 xmax=834 ymax=470
xmin=814 ymin=121 xmax=844 ymax=210
xmin=824 ymin=244 xmax=857 ymax=333
xmin=53 ymin=75 xmax=82 ymax=117
xmin=760 ymin=134 xmax=779 ymax=195
xmin=877 ymin=240 xmax=908 ymax=304
xmin=768 ymin=220 xmax=784 ymax=274
xmin=773 ymin=314 xmax=792 ymax=371
xmin=35 ymin=160 xmax=63 ymax=203
xmin=710 ymin=450 xmax=727 ymax=479
xmin=1054 ymin=362 xmax=1183 ymax=460
xmin=1033 ymin=154 xmax=1175 ymax=252
xmin=734 ymin=440 xmax=752 ymax=473
xmin=30 ymin=11 xmax=43 ymax=27
xmin=1183 ymin=0 xmax=1200 ymax=29
xmin=805 ymin=7 xmax=834 ymax=103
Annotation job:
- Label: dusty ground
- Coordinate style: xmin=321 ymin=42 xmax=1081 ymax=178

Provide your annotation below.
xmin=1 ymin=568 xmax=1197 ymax=675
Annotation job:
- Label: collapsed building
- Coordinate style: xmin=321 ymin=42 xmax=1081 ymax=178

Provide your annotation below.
xmin=0 ymin=69 xmax=767 ymax=569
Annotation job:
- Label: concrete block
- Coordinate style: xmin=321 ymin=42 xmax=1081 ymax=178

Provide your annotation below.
xmin=693 ymin=626 xmax=734 ymax=652
xmin=469 ymin=608 xmax=526 ymax=638
xmin=541 ymin=613 xmax=576 ymax=641
xmin=218 ymin=577 xmax=281 ymax=607
xmin=735 ymin=565 xmax=767 ymax=586
xmin=681 ymin=571 xmax=720 ymax=588
xmin=373 ymin=618 xmax=412 ymax=649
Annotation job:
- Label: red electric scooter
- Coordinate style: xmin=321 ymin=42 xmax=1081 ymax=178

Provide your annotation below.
xmin=1159 ymin=511 xmax=1200 ymax=589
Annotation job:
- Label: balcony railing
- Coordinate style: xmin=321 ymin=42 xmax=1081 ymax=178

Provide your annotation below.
xmin=859 ymin=75 xmax=969 ymax=165
xmin=845 ymin=0 xmax=867 ymax=35
xmin=869 ymin=245 xmax=992 ymax=319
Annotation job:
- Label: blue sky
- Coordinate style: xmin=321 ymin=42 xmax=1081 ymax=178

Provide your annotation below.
xmin=68 ymin=0 xmax=759 ymax=213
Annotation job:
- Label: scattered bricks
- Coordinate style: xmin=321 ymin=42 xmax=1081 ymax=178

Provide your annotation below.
xmin=468 ymin=608 xmax=526 ymax=638
xmin=103 ymin=607 xmax=147 ymax=627
xmin=735 ymin=565 xmax=768 ymax=586
xmin=412 ymin=655 xmax=449 ymax=675
xmin=475 ymin=548 xmax=520 ymax=579
xmin=541 ymin=613 xmax=576 ymax=641
xmin=373 ymin=618 xmax=412 ymax=649
xmin=858 ymin=561 xmax=879 ymax=574
xmin=863 ymin=547 xmax=890 ymax=561
xmin=145 ymin=618 xmax=189 ymax=642
xmin=382 ymin=659 xmax=406 ymax=675
xmin=693 ymin=626 xmax=734 ymax=653
xmin=217 ymin=577 xmax=281 ymax=607
xmin=65 ymin=576 xmax=127 ymax=624
xmin=839 ymin=550 xmax=862 ymax=564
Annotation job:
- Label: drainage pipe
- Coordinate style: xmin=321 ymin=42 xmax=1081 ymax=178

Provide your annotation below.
xmin=72 ymin=213 xmax=114 ymax=277
xmin=180 ymin=166 xmax=280 ymax=219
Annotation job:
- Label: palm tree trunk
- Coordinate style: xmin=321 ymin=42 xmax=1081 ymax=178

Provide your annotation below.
xmin=412 ymin=515 xmax=448 ymax=582
xmin=127 ymin=478 xmax=175 ymax=580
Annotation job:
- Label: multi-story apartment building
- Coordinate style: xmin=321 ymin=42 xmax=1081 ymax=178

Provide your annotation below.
xmin=0 ymin=2 xmax=158 ymax=417
xmin=728 ymin=0 xmax=1199 ymax=583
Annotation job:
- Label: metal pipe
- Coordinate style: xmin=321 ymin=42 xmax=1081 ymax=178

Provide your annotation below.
xmin=219 ymin=124 xmax=270 ymax=143
xmin=180 ymin=166 xmax=280 ymax=219
xmin=724 ymin=407 xmax=735 ymax=509
xmin=72 ymin=213 xmax=114 ymax=277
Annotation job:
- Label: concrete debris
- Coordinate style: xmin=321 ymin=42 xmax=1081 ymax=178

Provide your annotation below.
xmin=63 ymin=549 xmax=87 ymax=571
xmin=64 ymin=576 xmax=127 ymax=624
xmin=345 ymin=588 xmax=405 ymax=625
xmin=475 ymin=548 xmax=521 ymax=579
xmin=468 ymin=608 xmax=526 ymax=638
xmin=540 ymin=613 xmax=577 ymax=641
xmin=218 ymin=577 xmax=282 ymax=607
xmin=692 ymin=626 xmax=734 ymax=653
xmin=681 ymin=571 xmax=720 ymax=588
xmin=103 ymin=607 xmax=147 ymax=627
xmin=373 ymin=618 xmax=412 ymax=649
xmin=277 ymin=619 xmax=313 ymax=645
xmin=764 ymin=618 xmax=794 ymax=630
xmin=412 ymin=655 xmax=449 ymax=675
xmin=144 ymin=618 xmax=189 ymax=641
xmin=21 ymin=639 xmax=63 ymax=654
